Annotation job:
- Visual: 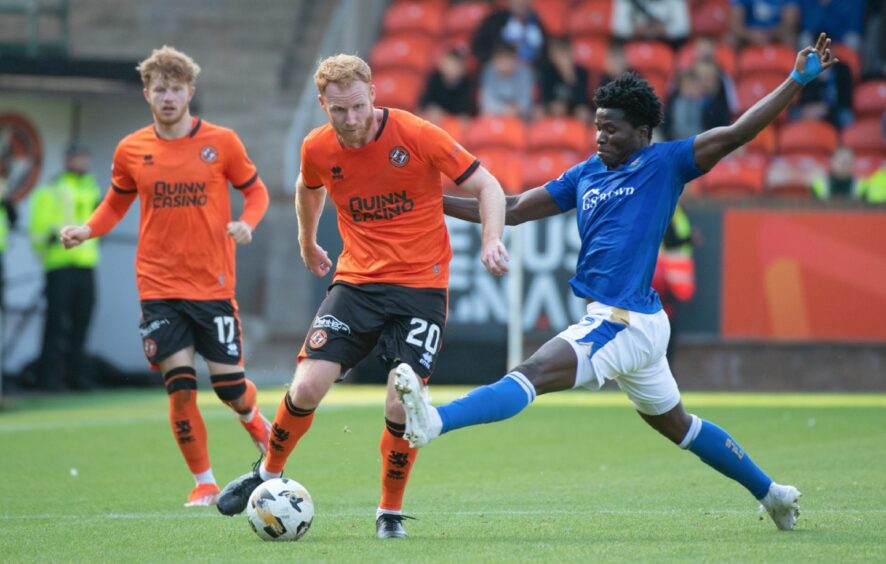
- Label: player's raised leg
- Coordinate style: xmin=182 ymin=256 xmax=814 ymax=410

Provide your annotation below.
xmin=397 ymin=337 xmax=577 ymax=448
xmin=158 ymin=348 xmax=220 ymax=507
xmin=216 ymin=358 xmax=339 ymax=516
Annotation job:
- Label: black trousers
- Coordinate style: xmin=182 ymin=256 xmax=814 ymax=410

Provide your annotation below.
xmin=37 ymin=267 xmax=95 ymax=389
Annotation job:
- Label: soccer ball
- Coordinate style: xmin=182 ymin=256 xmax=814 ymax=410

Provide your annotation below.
xmin=246 ymin=478 xmax=314 ymax=542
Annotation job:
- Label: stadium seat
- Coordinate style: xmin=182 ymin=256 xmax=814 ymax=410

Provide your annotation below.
xmin=464 ymin=115 xmax=526 ymax=151
xmin=698 ymin=156 xmax=765 ymax=196
xmin=777 ymin=120 xmax=837 ymax=158
xmin=852 ymin=155 xmax=885 ymax=179
xmin=852 ymin=80 xmax=886 ymax=119
xmin=472 ymin=148 xmax=524 ymax=194
xmin=689 ymin=0 xmax=730 ymax=38
xmin=676 ymin=40 xmax=736 ymax=76
xmin=425 ymin=113 xmax=467 ymax=145
xmin=745 ymin=124 xmax=776 ymax=156
xmin=533 ymin=0 xmax=571 ymax=36
xmin=369 ymin=34 xmax=434 ymax=74
xmin=765 ymin=155 xmax=827 ymax=197
xmin=382 ymin=0 xmax=446 ymax=37
xmin=735 ymin=74 xmax=784 ymax=114
xmin=841 ymin=118 xmax=886 ymax=159
xmin=566 ymin=0 xmax=613 ymax=38
xmin=527 ymin=117 xmax=590 ymax=153
xmin=737 ymin=44 xmax=796 ymax=81
xmin=626 ymin=41 xmax=675 ymax=85
xmin=572 ymin=36 xmax=609 ymax=74
xmin=372 ymin=70 xmax=424 ymax=111
xmin=443 ymin=2 xmax=491 ymax=38
xmin=522 ymin=149 xmax=584 ymax=189
xmin=834 ymin=44 xmax=860 ymax=83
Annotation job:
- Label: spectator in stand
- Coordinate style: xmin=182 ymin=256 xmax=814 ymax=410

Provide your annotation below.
xmin=594 ymin=42 xmax=632 ymax=92
xmin=479 ymin=43 xmax=535 ymax=119
xmin=861 ymin=0 xmax=885 ymax=78
xmin=790 ymin=59 xmax=854 ymax=128
xmin=798 ymin=0 xmax=864 ymax=52
xmin=664 ymin=60 xmax=731 ymax=141
xmin=420 ymin=48 xmax=474 ymax=122
xmin=612 ymin=0 xmax=690 ymax=48
xmin=537 ymin=37 xmax=592 ymax=122
xmin=472 ymin=0 xmax=547 ymax=68
xmin=810 ymin=146 xmax=861 ymax=199
xmin=693 ymin=37 xmax=739 ymax=115
xmin=729 ymin=0 xmax=800 ymax=48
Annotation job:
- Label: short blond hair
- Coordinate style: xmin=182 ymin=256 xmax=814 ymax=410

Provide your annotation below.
xmin=137 ymin=46 xmax=201 ymax=88
xmin=314 ymin=54 xmax=372 ymax=96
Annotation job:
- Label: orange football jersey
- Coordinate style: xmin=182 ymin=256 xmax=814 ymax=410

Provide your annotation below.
xmin=110 ymin=118 xmax=259 ymax=300
xmin=300 ymin=108 xmax=479 ymax=288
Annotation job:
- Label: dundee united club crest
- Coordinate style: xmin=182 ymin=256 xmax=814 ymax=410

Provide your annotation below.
xmin=309 ymin=329 xmax=327 ymax=349
xmin=143 ymin=338 xmax=158 ymax=358
xmin=200 ymin=146 xmax=218 ymax=163
xmin=389 ymin=146 xmax=409 ymax=167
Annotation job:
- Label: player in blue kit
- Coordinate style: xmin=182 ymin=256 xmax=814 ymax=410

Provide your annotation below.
xmin=396 ymin=33 xmax=839 ymax=531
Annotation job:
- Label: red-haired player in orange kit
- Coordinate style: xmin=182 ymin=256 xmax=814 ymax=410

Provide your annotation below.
xmin=60 ymin=46 xmax=272 ymax=507
xmin=217 ymin=53 xmax=510 ymax=539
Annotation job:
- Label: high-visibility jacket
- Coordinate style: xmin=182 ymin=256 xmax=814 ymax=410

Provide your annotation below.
xmin=859 ymin=169 xmax=886 ymax=204
xmin=29 ymin=171 xmax=101 ymax=271
xmin=653 ymin=205 xmax=696 ymax=304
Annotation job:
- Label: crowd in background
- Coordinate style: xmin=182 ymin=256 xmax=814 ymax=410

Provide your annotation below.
xmin=373 ymin=0 xmax=886 ymax=200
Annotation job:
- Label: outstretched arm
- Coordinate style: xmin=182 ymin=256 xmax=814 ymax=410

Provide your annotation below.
xmin=444 ymin=185 xmax=562 ymax=226
xmin=693 ymin=33 xmax=837 ymax=172
xmin=457 ymin=165 xmax=509 ymax=275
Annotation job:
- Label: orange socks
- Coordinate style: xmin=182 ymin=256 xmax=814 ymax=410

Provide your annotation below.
xmin=167 ymin=389 xmax=210 ymax=475
xmin=264 ymin=393 xmax=315 ymax=474
xmin=379 ymin=419 xmax=418 ymax=513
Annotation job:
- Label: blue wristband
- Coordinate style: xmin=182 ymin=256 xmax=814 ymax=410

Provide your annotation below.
xmin=789 ymin=52 xmax=823 ymax=85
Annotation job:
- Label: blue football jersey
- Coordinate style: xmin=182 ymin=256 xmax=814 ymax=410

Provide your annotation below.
xmin=545 ymin=137 xmax=703 ymax=313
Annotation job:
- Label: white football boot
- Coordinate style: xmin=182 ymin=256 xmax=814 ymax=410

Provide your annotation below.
xmin=394 ymin=363 xmax=442 ymax=448
xmin=759 ymin=483 xmax=801 ymax=530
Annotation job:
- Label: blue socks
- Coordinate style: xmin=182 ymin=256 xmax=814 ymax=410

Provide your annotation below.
xmin=438 ymin=372 xmax=537 ymax=433
xmin=681 ymin=415 xmax=773 ymax=500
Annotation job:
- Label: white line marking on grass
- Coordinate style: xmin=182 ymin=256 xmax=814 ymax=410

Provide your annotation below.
xmin=3 ymin=508 xmax=885 ymax=521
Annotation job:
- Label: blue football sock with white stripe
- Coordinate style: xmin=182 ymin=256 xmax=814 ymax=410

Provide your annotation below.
xmin=437 ymin=372 xmax=537 ymax=434
xmin=681 ymin=414 xmax=773 ymax=500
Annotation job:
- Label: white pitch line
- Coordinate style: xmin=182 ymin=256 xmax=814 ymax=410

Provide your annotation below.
xmin=2 ymin=508 xmax=885 ymax=521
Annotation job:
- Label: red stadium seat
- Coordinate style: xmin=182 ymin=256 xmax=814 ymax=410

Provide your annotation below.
xmin=369 ymin=34 xmax=434 ymax=74
xmin=690 ymin=0 xmax=730 ymax=38
xmin=464 ymin=115 xmax=526 ymax=151
xmin=533 ymin=0 xmax=571 ymax=36
xmin=834 ymin=44 xmax=860 ymax=83
xmin=777 ymin=120 xmax=837 ymax=158
xmin=626 ymin=41 xmax=675 ymax=85
xmin=572 ymin=36 xmax=609 ymax=74
xmin=424 ymin=113 xmax=468 ymax=145
xmin=698 ymin=156 xmax=765 ymax=196
xmin=745 ymin=124 xmax=777 ymax=156
xmin=676 ymin=39 xmax=736 ymax=76
xmin=841 ymin=118 xmax=886 ymax=159
xmin=473 ymin=148 xmax=524 ymax=194
xmin=443 ymin=2 xmax=491 ymax=38
xmin=852 ymin=80 xmax=886 ymax=119
xmin=737 ymin=44 xmax=796 ymax=81
xmin=566 ymin=0 xmax=613 ymax=38
xmin=765 ymin=155 xmax=827 ymax=197
xmin=373 ymin=70 xmax=424 ymax=111
xmin=735 ymin=74 xmax=784 ymax=114
xmin=382 ymin=0 xmax=446 ymax=37
xmin=522 ymin=149 xmax=584 ymax=188
xmin=527 ymin=117 xmax=590 ymax=153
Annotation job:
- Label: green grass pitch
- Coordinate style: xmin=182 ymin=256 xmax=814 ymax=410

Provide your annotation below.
xmin=2 ymin=387 xmax=885 ymax=562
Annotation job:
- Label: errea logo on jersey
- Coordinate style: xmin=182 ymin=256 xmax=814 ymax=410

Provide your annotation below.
xmin=581 ymin=186 xmax=635 ymax=210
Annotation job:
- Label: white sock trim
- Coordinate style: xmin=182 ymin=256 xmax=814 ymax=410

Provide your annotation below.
xmin=376 ymin=508 xmax=402 ymax=518
xmin=259 ymin=463 xmax=282 ymax=481
xmin=678 ymin=414 xmax=702 ymax=449
xmin=238 ymin=406 xmax=256 ymax=423
xmin=506 ymin=371 xmax=537 ymax=403
xmin=193 ymin=469 xmax=216 ymax=485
